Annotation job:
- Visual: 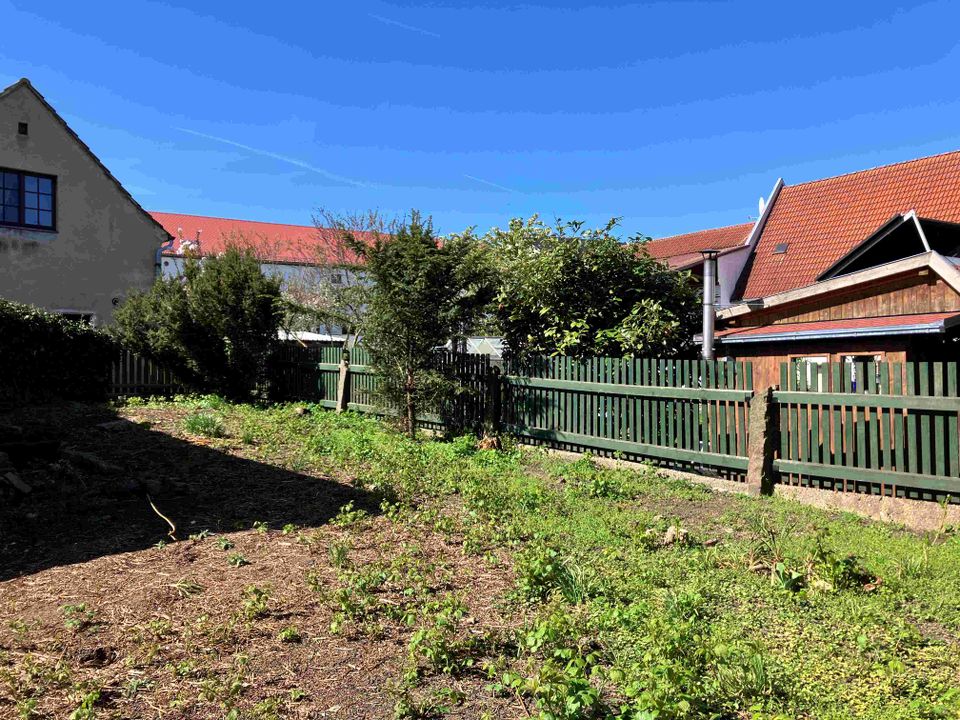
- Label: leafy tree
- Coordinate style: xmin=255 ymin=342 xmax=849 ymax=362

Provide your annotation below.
xmin=351 ymin=211 xmax=495 ymax=436
xmin=113 ymin=247 xmax=284 ymax=399
xmin=487 ymin=216 xmax=699 ymax=359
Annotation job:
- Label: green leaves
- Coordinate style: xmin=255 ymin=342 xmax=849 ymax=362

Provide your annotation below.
xmin=0 ymin=299 xmax=116 ymax=402
xmin=486 ymin=216 xmax=699 ymax=359
xmin=360 ymin=211 xmax=496 ymax=435
xmin=113 ymin=246 xmax=283 ymax=400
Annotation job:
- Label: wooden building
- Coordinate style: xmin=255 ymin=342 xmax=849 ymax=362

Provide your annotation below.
xmin=645 ymin=151 xmax=960 ymax=388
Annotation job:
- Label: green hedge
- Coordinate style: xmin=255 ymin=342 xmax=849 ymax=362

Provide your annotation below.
xmin=0 ymin=299 xmax=117 ymax=403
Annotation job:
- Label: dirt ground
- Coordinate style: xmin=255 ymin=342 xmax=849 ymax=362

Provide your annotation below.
xmin=0 ymin=404 xmax=518 ymax=719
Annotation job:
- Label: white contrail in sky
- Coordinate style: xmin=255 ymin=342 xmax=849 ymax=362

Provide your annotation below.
xmin=464 ymin=174 xmax=518 ymax=193
xmin=368 ymin=13 xmax=441 ymax=38
xmin=175 ymin=127 xmax=369 ymax=188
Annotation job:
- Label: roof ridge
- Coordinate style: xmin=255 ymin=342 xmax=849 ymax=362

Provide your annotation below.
xmin=653 ymin=220 xmax=754 ymax=242
xmin=0 ymin=78 xmax=33 ymax=100
xmin=149 ymin=210 xmax=317 ymax=231
xmin=788 ymin=147 xmax=960 ymax=190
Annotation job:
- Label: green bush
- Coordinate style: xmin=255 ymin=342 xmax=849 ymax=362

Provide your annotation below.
xmin=0 ymin=299 xmax=116 ymax=402
xmin=112 ymin=247 xmax=283 ymax=400
xmin=483 ymin=216 xmax=700 ymax=358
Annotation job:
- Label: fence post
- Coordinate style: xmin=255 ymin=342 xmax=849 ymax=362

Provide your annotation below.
xmin=484 ymin=365 xmax=502 ymax=435
xmin=746 ymin=386 xmax=778 ymax=495
xmin=335 ymin=348 xmax=351 ymax=412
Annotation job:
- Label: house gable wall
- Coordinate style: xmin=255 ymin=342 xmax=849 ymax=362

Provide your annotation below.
xmin=0 ymin=83 xmax=168 ymax=323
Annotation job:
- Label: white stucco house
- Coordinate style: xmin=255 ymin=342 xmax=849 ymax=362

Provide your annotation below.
xmin=0 ymin=78 xmax=172 ymax=324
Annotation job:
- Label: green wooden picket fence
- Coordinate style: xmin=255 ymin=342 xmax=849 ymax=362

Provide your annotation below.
xmin=345 ymin=347 xmax=493 ymax=431
xmin=272 ymin=342 xmax=494 ymax=432
xmin=274 ymin=347 xmax=754 ymax=476
xmin=167 ymin=343 xmax=960 ymax=502
xmin=502 ymin=357 xmax=753 ymax=477
xmin=270 ymin=342 xmax=343 ymax=405
xmin=110 ymin=349 xmax=183 ymax=397
xmin=774 ymin=361 xmax=960 ymax=500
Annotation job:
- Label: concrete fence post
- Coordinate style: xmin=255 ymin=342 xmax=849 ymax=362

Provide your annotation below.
xmin=335 ymin=348 xmax=351 ymax=413
xmin=746 ymin=386 xmax=778 ymax=496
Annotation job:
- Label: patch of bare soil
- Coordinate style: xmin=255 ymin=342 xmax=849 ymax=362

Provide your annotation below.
xmin=0 ymin=404 xmax=519 ymax=719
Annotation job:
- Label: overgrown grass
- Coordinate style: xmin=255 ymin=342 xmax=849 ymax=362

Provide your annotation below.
xmin=183 ymin=411 xmax=226 ymax=438
xmin=121 ymin=398 xmax=960 ymax=718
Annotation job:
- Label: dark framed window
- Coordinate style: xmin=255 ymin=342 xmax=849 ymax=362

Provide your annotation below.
xmin=60 ymin=312 xmax=93 ymax=325
xmin=0 ymin=168 xmax=56 ymax=230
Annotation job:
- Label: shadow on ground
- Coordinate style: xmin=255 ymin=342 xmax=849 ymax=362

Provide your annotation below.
xmin=0 ymin=403 xmax=374 ymax=580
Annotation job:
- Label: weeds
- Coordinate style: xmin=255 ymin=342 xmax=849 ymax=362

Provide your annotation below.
xmin=17 ymin=698 xmax=38 ymax=719
xmin=183 ymin=411 xmax=226 ymax=438
xmin=169 ymin=578 xmax=204 ymax=598
xmin=333 ymin=501 xmax=369 ymax=526
xmin=514 ymin=546 xmax=590 ymax=603
xmin=404 ymin=595 xmax=469 ymax=679
xmin=68 ymin=689 xmax=100 ymax=720
xmin=329 ymin=540 xmax=352 ymax=568
xmin=277 ymin=626 xmax=302 ymax=643
xmin=61 ymin=604 xmax=95 ymax=632
xmin=240 ymin=585 xmax=271 ymax=620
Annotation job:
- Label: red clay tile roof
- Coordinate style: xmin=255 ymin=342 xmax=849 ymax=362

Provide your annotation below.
xmin=716 ymin=312 xmax=960 ymax=341
xmin=644 ymin=222 xmax=753 ymax=269
xmin=150 ymin=212 xmax=368 ymax=265
xmin=739 ymin=149 xmax=960 ymax=300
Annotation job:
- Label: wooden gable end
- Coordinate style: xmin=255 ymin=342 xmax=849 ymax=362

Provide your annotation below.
xmin=728 ymin=270 xmax=960 ymax=330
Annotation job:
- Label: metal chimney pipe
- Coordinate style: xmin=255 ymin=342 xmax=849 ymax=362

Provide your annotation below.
xmin=700 ymin=249 xmax=718 ymax=361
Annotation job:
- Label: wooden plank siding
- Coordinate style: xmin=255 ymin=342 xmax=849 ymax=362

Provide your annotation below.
xmin=718 ymin=269 xmax=960 ymax=390
xmin=732 ymin=272 xmax=960 ymax=328
xmin=734 ymin=340 xmax=909 ymax=393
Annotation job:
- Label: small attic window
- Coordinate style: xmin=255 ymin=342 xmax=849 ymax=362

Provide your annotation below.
xmin=17 ymin=122 xmax=28 ymax=136
xmin=773 ymin=242 xmax=788 ymax=254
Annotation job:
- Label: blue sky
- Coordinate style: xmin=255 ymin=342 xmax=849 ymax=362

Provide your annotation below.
xmin=3 ymin=0 xmax=960 ymax=238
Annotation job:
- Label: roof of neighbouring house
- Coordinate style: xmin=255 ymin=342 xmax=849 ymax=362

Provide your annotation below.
xmin=150 ymin=211 xmax=369 ymax=265
xmin=643 ymin=222 xmax=753 ymax=269
xmin=715 ymin=312 xmax=960 ymax=343
xmin=737 ymin=149 xmax=960 ymax=300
